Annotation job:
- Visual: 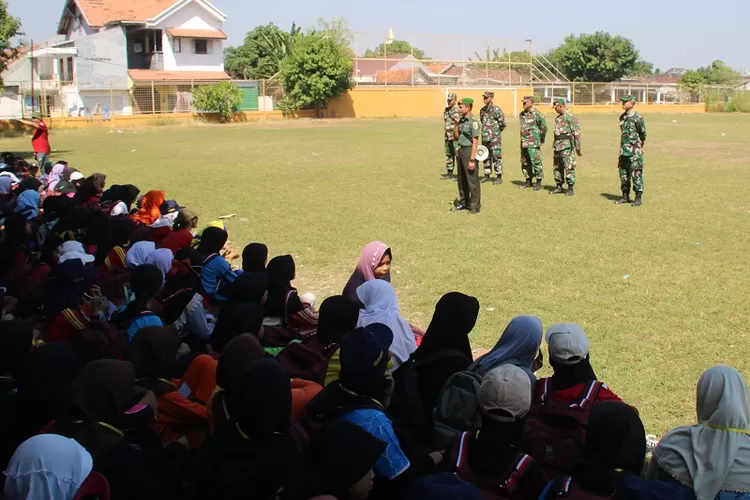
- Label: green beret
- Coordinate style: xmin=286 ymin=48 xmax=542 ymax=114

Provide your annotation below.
xmin=461 ymin=97 xmax=474 ymax=105
xmin=620 ymin=95 xmax=636 ymax=103
xmin=552 ymin=97 xmax=566 ymax=106
xmin=447 ymin=93 xmax=457 ymax=101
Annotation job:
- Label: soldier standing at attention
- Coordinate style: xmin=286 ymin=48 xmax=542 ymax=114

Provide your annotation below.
xmin=615 ymin=95 xmax=647 ymax=207
xmin=442 ymin=93 xmax=461 ymax=179
xmin=451 ymin=97 xmax=481 ymax=214
xmin=479 ymin=91 xmax=506 ymax=184
xmin=518 ymin=96 xmax=547 ymax=191
xmin=550 ymin=97 xmax=582 ymax=196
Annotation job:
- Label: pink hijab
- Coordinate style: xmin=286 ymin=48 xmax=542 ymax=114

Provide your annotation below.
xmin=46 ymin=164 xmax=66 ymax=193
xmin=342 ymin=241 xmax=391 ymax=303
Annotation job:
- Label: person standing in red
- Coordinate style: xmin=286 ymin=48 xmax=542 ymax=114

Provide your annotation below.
xmin=17 ymin=112 xmax=51 ymax=172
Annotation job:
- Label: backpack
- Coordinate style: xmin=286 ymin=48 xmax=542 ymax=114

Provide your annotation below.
xmin=276 ymin=339 xmax=333 ymax=384
xmin=450 ymin=431 xmax=536 ymax=499
xmin=522 ymin=379 xmax=602 ymax=477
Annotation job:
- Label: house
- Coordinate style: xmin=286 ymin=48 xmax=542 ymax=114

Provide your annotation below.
xmin=2 ymin=0 xmax=229 ymax=117
xmin=352 ymin=55 xmax=424 ymax=83
xmin=614 ymin=75 xmax=685 ymax=103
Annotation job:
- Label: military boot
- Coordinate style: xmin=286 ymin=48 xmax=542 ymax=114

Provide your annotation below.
xmin=615 ymin=191 xmax=631 ymax=204
xmin=533 ymin=179 xmax=542 ymax=191
xmin=519 ymin=179 xmax=533 ymax=189
xmin=549 ymin=185 xmax=564 ymax=195
xmin=441 ymin=172 xmax=454 ymax=180
xmin=493 ymin=175 xmax=503 ymax=185
xmin=565 ymin=186 xmax=575 ymax=196
xmin=632 ymin=192 xmax=643 ymax=207
xmin=480 ymin=175 xmax=491 ymax=183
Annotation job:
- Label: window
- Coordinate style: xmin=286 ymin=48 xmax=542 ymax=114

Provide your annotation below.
xmin=66 ymin=57 xmax=74 ymax=82
xmin=154 ymin=30 xmax=163 ymax=53
xmin=194 ymin=39 xmax=208 ymax=55
xmin=173 ymin=38 xmax=181 ymax=53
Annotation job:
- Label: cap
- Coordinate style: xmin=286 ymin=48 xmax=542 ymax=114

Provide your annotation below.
xmin=479 ymin=364 xmax=532 ymax=422
xmin=546 ymin=323 xmax=590 ymax=365
xmin=339 ymin=323 xmax=393 ymax=377
xmin=620 ymin=95 xmax=636 ymax=103
xmin=58 ymin=240 xmax=95 ymax=264
xmin=447 ymin=92 xmax=457 ymax=101
xmin=482 ymin=91 xmax=494 ymax=98
xmin=460 ymin=97 xmax=474 ymax=106
xmin=522 ymin=95 xmax=534 ymax=102
xmin=55 ymin=258 xmax=99 ymax=286
xmin=69 ymin=172 xmax=85 ymax=181
xmin=160 ymin=199 xmax=183 ymax=215
xmin=552 ymin=97 xmax=567 ymax=106
xmin=31 ymin=112 xmax=43 ymax=120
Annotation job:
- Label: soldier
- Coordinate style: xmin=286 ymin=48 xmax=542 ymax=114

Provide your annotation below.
xmin=479 ymin=91 xmax=506 ymax=184
xmin=550 ymin=97 xmax=582 ymax=196
xmin=442 ymin=93 xmax=461 ymax=179
xmin=615 ymin=95 xmax=647 ymax=207
xmin=450 ymin=97 xmax=481 ymax=214
xmin=518 ymin=96 xmax=547 ymax=191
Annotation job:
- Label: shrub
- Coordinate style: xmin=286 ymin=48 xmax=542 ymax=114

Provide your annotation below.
xmin=192 ymin=82 xmax=243 ymax=122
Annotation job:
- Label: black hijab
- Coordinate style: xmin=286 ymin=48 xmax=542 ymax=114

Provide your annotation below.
xmin=266 ymin=255 xmax=296 ymax=317
xmin=418 ymin=292 xmax=479 ymax=360
xmin=73 ymin=173 xmax=106 ymax=204
xmin=242 ymin=243 xmax=268 ymax=273
xmin=126 ymin=326 xmax=180 ymax=396
xmin=226 ymin=272 xmax=268 ymax=305
xmin=234 ymin=359 xmax=292 ymax=438
xmin=316 ymin=295 xmax=360 ymax=345
xmin=41 ymin=259 xmax=99 ymax=318
xmin=17 ymin=176 xmax=41 ymax=194
xmin=0 ymin=320 xmax=33 ymax=379
xmin=196 ymin=226 xmax=227 ymax=257
xmin=549 ymin=354 xmax=598 ymax=391
xmin=101 ymin=184 xmax=140 ymax=210
xmin=575 ymin=401 xmax=646 ymax=494
xmin=211 ymin=303 xmax=265 ymax=352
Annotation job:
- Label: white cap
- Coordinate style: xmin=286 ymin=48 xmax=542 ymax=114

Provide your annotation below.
xmin=545 ymin=323 xmax=589 ymax=365
xmin=58 ymin=241 xmax=95 ymax=264
xmin=69 ymin=172 xmax=85 ymax=181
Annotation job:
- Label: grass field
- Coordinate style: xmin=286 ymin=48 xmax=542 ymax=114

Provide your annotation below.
xmin=3 ymin=112 xmax=750 ymax=435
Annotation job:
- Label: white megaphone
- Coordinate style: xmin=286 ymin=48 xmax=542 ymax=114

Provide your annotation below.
xmin=475 ymin=145 xmax=489 ymax=162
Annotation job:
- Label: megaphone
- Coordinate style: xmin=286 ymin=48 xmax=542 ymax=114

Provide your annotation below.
xmin=475 ymin=145 xmax=489 ymax=162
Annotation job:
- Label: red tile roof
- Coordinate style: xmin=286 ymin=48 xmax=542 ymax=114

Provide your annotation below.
xmin=167 ymin=28 xmax=227 ymax=39
xmin=352 ymin=55 xmax=410 ymax=77
xmin=74 ymin=0 xmax=178 ymax=27
xmin=128 ymin=69 xmax=230 ymax=81
xmin=423 ymin=63 xmax=452 ymax=74
xmin=375 ymin=68 xmax=419 ymax=84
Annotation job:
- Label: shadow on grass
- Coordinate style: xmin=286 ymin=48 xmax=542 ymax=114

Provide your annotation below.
xmin=600 ymin=192 xmax=624 ymax=201
xmin=4 ymin=150 xmax=74 ymax=159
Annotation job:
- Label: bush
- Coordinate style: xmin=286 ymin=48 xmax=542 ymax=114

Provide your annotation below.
xmin=192 ymin=82 xmax=243 ymax=122
xmin=277 ymin=97 xmax=297 ymax=117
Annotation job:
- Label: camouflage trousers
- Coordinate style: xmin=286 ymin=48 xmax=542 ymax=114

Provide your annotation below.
xmin=553 ymin=150 xmax=576 ymax=186
xmin=445 ymin=139 xmax=457 ymax=173
xmin=482 ymin=141 xmax=503 ymax=176
xmin=521 ymin=147 xmax=543 ymax=180
xmin=618 ymin=154 xmax=644 ymax=193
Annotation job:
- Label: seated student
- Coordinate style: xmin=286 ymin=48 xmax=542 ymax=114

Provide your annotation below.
xmin=111 ymin=264 xmax=164 ymax=342
xmin=159 ymin=208 xmax=199 ymax=254
xmin=196 ymin=226 xmax=237 ymax=304
xmin=180 ymin=354 xmax=218 ymax=406
xmin=226 ymin=271 xmax=268 ymax=306
xmin=125 ymin=241 xmax=156 ymax=268
xmin=390 ymin=292 xmax=479 ymax=447
xmin=472 ymin=315 xmax=544 ymax=381
xmin=144 ymin=247 xmax=174 ymax=282
xmin=242 ymin=242 xmax=268 ymax=273
xmin=3 ymin=434 xmax=93 ymax=500
xmin=42 ymin=163 xmax=67 ymax=194
xmin=356 ymin=280 xmax=416 ymax=369
xmin=14 ymin=189 xmax=40 ymax=220
xmin=72 ymin=173 xmax=106 ymax=206
xmin=307 ymin=325 xmax=444 ymax=499
xmin=284 ymin=419 xmax=386 ymax=500
xmin=0 ymin=214 xmax=31 ymax=279
xmin=210 ymin=301 xmax=265 ymax=352
xmin=342 ymin=241 xmax=392 ymax=304
xmin=130 ymin=190 xmax=165 ymax=226
xmin=127 ymin=326 xmax=208 ymax=448
xmin=647 ymin=365 xmax=750 ymax=500
xmin=265 ymin=254 xmax=318 ymax=331
xmin=100 ymin=184 xmax=140 ymax=216
xmin=444 ymin=365 xmax=548 ymax=499
xmin=198 ymin=359 xmax=301 ymax=500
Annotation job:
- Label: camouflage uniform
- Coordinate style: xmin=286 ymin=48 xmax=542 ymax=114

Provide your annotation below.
xmin=519 ymin=103 xmax=547 ymax=181
xmin=480 ymin=99 xmax=506 ymax=177
xmin=618 ymin=107 xmax=646 ymax=194
xmin=553 ymin=108 xmax=582 ymax=187
xmin=443 ymin=93 xmax=461 ymax=174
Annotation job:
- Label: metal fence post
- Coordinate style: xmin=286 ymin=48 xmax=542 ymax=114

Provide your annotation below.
xmin=591 ymin=83 xmax=594 ymax=105
xmin=110 ymin=81 xmax=116 ymax=126
xmin=151 ymin=80 xmax=156 ymax=114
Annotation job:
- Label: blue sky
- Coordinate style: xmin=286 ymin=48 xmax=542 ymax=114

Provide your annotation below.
xmin=11 ymin=0 xmax=750 ymax=71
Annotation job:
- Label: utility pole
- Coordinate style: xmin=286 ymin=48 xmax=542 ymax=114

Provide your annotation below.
xmin=29 ymin=39 xmax=34 ymax=117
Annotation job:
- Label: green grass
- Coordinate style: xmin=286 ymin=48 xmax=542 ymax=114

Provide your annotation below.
xmin=4 ymin=113 xmax=750 ymax=435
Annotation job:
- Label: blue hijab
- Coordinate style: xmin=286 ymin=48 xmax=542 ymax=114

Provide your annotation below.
xmin=15 ymin=190 xmax=40 ymax=220
xmin=472 ymin=315 xmax=543 ymax=378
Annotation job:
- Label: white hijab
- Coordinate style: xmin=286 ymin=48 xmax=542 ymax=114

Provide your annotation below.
xmin=356 ymin=280 xmax=416 ymax=369
xmin=3 ymin=434 xmax=93 ymax=500
xmin=650 ymin=365 xmax=750 ymax=500
xmin=125 ymin=241 xmax=156 ymax=269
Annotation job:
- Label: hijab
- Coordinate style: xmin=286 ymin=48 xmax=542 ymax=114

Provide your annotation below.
xmin=473 ymin=315 xmax=543 ymax=376
xmin=144 ymin=248 xmax=174 ymax=281
xmin=41 ymin=259 xmax=99 ymax=318
xmin=576 ymin=401 xmax=646 ymax=494
xmin=418 ymin=292 xmax=479 ymax=360
xmin=227 ymin=272 xmax=268 ymax=305
xmin=125 ymin=241 xmax=156 ymax=268
xmin=316 ymin=295 xmax=361 ymax=345
xmin=0 ymin=175 xmax=13 ymax=194
xmin=73 ymin=173 xmax=105 ymax=204
xmin=61 ymin=360 xmax=136 ymax=456
xmin=215 ymin=334 xmax=266 ymax=393
xmin=45 ymin=164 xmax=67 ymax=192
xmin=3 ymin=434 xmax=93 ymax=500
xmin=191 ymin=220 xmax=226 ymax=248
xmin=651 ymin=365 xmax=750 ymax=500
xmin=242 ymin=243 xmax=268 ymax=273
xmin=101 ymin=184 xmax=139 ymax=209
xmin=130 ymin=190 xmax=165 ymax=225
xmin=126 ymin=326 xmax=180 ymax=396
xmin=211 ymin=303 xmax=265 ymax=352
xmin=233 ymin=359 xmax=291 ymax=438
xmin=356 ymin=280 xmax=416 ymax=369
xmin=0 ymin=321 xmax=34 ymax=379
xmin=14 ymin=190 xmax=40 ymax=220
xmin=196 ymin=226 xmax=228 ymax=257
xmin=266 ymin=255 xmax=296 ymax=317
xmin=549 ymin=355 xmax=598 ymax=391
xmin=342 ymin=241 xmax=391 ymax=303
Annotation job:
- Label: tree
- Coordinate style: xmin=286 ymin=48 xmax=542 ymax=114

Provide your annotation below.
xmin=549 ymin=32 xmax=642 ymax=82
xmin=280 ymin=34 xmax=352 ymax=117
xmin=629 ymin=59 xmax=655 ymax=77
xmin=363 ymin=40 xmax=430 ymax=60
xmin=223 ymin=23 xmax=301 ymax=80
xmin=192 ymin=81 xmax=243 ymax=122
xmin=313 ymin=17 xmax=352 ymax=48
xmin=680 ymin=70 xmax=706 ymax=95
xmin=697 ymin=60 xmax=742 ymax=86
xmin=0 ymin=0 xmax=21 ymax=85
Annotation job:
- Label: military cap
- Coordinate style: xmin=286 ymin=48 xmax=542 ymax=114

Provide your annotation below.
xmin=522 ymin=96 xmax=534 ymax=102
xmin=447 ymin=92 xmax=457 ymax=101
xmin=482 ymin=91 xmax=494 ymax=98
xmin=552 ymin=97 xmax=566 ymax=106
xmin=461 ymin=97 xmax=474 ymax=105
xmin=620 ymin=95 xmax=636 ymax=103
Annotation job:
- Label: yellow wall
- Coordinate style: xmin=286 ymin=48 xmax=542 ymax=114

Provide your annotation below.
xmin=569 ymin=103 xmax=705 ymax=114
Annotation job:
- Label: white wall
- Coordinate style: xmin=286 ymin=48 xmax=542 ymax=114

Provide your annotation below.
xmin=157 ymin=2 xmax=224 ymax=72
xmin=0 ymin=88 xmax=22 ymax=118
xmin=65 ymin=17 xmax=97 ymax=41
xmin=79 ymin=90 xmax=133 ymax=115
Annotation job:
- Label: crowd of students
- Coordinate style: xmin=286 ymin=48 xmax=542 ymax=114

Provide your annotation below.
xmin=0 ymin=153 xmax=748 ymax=500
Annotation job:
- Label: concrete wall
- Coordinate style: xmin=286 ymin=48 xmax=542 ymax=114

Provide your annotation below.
xmin=158 ymin=2 xmax=224 ymax=72
xmin=66 ymin=17 xmax=97 ymax=41
xmin=74 ymin=27 xmax=129 ymax=90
